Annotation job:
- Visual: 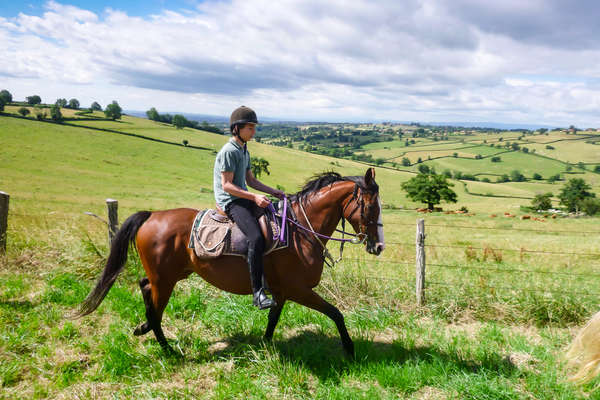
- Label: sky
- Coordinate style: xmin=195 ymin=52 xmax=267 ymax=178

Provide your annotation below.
xmin=2 ymin=0 xmax=600 ymax=127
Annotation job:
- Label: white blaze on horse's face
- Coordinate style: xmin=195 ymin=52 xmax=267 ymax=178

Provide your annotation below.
xmin=375 ymin=196 xmax=385 ymax=254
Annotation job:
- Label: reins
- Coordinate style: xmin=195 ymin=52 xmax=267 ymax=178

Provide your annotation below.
xmin=267 ymin=186 xmax=368 ymax=267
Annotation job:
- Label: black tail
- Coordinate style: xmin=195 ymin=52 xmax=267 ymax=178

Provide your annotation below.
xmin=72 ymin=211 xmax=152 ymax=318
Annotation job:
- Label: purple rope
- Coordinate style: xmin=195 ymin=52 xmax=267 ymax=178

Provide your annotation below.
xmin=267 ymin=196 xmax=359 ymax=244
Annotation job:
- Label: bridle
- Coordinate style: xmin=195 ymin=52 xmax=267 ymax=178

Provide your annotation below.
xmin=269 ymin=182 xmax=382 ymax=267
xmin=341 ymin=183 xmax=384 ymax=234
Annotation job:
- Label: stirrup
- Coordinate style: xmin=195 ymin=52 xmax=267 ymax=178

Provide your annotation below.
xmin=253 ymin=288 xmax=277 ymax=310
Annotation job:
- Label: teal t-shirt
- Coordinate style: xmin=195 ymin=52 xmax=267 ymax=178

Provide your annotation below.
xmin=213 ymin=138 xmax=251 ymax=210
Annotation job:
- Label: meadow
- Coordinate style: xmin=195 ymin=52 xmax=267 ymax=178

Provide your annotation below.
xmin=1 ymin=111 xmax=600 ymax=398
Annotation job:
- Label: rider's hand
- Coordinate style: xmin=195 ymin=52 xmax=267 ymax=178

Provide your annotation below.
xmin=254 ymin=194 xmax=271 ymax=208
xmin=271 ymin=189 xmax=285 ymax=200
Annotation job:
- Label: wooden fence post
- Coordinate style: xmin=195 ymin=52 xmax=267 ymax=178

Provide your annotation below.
xmin=416 ymin=218 xmax=426 ymax=306
xmin=0 ymin=191 xmax=9 ymax=254
xmin=106 ymin=198 xmax=118 ymax=246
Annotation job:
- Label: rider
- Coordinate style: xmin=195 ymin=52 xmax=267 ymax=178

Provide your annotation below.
xmin=213 ymin=106 xmax=284 ymax=309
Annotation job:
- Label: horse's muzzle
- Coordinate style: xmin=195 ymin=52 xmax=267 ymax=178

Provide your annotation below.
xmin=366 ymin=240 xmax=385 ymax=255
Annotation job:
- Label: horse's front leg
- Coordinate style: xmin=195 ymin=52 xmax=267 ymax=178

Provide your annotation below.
xmin=289 ymin=289 xmax=354 ymax=358
xmin=264 ymin=299 xmax=286 ymax=340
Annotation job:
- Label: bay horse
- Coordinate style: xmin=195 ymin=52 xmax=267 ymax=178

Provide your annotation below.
xmin=74 ymin=168 xmax=385 ymax=357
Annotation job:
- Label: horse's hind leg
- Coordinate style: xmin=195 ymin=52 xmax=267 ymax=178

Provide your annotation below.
xmin=135 ymin=275 xmax=177 ymax=352
xmin=133 ymin=277 xmax=151 ymax=336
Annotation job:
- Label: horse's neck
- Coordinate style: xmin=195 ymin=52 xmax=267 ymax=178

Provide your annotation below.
xmin=295 ymin=182 xmax=352 ymax=239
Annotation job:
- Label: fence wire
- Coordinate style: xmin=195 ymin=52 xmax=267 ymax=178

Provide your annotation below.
xmin=353 ymin=220 xmax=600 ymax=302
xmin=391 ymin=222 xmax=600 ymax=235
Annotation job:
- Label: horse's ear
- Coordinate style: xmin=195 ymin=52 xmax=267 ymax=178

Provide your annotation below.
xmin=365 ymin=167 xmax=375 ymax=185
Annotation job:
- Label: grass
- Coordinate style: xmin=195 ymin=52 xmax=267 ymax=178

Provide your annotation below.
xmin=2 ymin=112 xmax=600 ymax=398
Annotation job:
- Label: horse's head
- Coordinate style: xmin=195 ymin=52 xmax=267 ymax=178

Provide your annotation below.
xmin=343 ymin=168 xmax=385 ymax=255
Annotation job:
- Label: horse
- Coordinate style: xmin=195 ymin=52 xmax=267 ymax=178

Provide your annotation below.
xmin=566 ymin=311 xmax=600 ymax=384
xmin=74 ymin=168 xmax=385 ymax=357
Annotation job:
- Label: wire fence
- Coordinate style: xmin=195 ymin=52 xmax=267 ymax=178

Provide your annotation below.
xmin=343 ymin=219 xmax=600 ymax=303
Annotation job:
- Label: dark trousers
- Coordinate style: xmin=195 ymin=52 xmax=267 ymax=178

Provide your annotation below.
xmin=225 ymin=199 xmax=265 ymax=290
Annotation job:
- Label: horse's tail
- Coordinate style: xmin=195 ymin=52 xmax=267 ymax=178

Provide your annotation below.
xmin=566 ymin=311 xmax=600 ymax=383
xmin=72 ymin=211 xmax=152 ymax=318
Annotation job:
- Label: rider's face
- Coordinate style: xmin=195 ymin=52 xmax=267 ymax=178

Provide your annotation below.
xmin=238 ymin=123 xmax=256 ymax=142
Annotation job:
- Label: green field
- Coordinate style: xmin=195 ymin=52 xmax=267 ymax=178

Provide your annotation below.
xmin=2 ymin=111 xmax=600 ymax=398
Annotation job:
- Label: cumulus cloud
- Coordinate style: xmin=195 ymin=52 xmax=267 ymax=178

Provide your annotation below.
xmin=1 ymin=0 xmax=599 ymax=125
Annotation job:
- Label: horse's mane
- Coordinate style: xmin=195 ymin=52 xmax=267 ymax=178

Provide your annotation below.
xmin=290 ymin=171 xmax=378 ymax=201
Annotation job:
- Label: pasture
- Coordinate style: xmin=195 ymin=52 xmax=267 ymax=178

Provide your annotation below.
xmin=1 ymin=113 xmax=600 ymax=398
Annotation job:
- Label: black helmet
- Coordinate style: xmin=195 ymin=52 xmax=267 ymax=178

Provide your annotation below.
xmin=230 ymin=106 xmax=258 ymax=130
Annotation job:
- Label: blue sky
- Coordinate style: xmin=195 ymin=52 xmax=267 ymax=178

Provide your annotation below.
xmin=2 ymin=1 xmax=200 ymax=18
xmin=1 ymin=0 xmax=600 ymax=127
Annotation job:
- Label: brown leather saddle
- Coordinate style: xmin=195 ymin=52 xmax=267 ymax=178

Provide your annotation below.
xmin=188 ymin=206 xmax=287 ymax=259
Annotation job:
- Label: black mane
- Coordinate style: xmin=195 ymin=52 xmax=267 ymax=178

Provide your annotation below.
xmin=290 ymin=171 xmax=378 ymax=201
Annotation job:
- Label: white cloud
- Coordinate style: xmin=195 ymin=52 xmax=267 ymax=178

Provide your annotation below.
xmin=1 ymin=0 xmax=600 ymax=126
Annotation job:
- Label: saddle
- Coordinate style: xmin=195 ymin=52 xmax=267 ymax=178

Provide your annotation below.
xmin=188 ymin=206 xmax=288 ymax=260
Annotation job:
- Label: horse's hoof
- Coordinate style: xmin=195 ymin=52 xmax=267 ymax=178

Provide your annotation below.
xmin=133 ymin=322 xmax=151 ymax=336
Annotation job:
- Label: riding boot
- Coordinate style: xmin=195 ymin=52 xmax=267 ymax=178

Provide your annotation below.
xmin=247 ymin=247 xmax=277 ymax=310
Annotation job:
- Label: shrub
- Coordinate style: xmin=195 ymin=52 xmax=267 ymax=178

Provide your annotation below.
xmin=533 ymin=173 xmax=543 ymax=180
xmin=491 ymin=156 xmax=501 ymax=162
xmin=182 ymin=139 xmax=189 ymax=146
xmin=548 ymin=174 xmax=561 ymax=183
xmin=35 ymin=112 xmax=46 ymax=120
xmin=594 ymin=165 xmax=600 ymax=173
xmin=475 ymin=154 xmax=482 ymax=159
xmin=532 ymin=192 xmax=553 ymax=211
xmin=401 ymin=157 xmax=411 ymax=166
xmin=50 ymin=104 xmax=63 ymax=122
xmin=510 ymin=170 xmax=526 ymax=182
xmin=545 ymin=145 xmax=555 ymax=150
xmin=497 ymin=174 xmax=509 ymax=183
xmin=18 ymin=107 xmax=30 ymax=117
xmin=580 ymin=197 xmax=600 ymax=215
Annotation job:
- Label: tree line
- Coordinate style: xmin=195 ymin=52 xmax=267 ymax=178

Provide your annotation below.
xmin=0 ymin=89 xmax=122 ymax=121
xmin=146 ymin=107 xmax=223 ymax=133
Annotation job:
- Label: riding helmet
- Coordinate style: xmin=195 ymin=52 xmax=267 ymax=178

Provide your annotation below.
xmin=230 ymin=106 xmax=258 ymax=131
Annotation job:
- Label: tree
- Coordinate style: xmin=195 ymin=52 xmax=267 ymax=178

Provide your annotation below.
xmin=401 ymin=157 xmax=411 ymax=166
xmin=26 ymin=95 xmax=41 ymax=105
xmin=532 ymin=173 xmax=543 ymax=180
xmin=90 ymin=101 xmax=102 ymax=111
xmin=104 ymin=101 xmax=122 ymax=120
xmin=510 ymin=170 xmax=525 ymax=182
xmin=0 ymin=98 xmax=4 ymax=112
xmin=251 ymin=157 xmax=270 ymax=178
xmin=532 ymin=192 xmax=553 ymax=211
xmin=172 ymin=114 xmax=188 ymax=129
xmin=417 ymin=164 xmax=430 ymax=174
xmin=68 ymin=98 xmax=80 ymax=109
xmin=401 ymin=173 xmax=457 ymax=211
xmin=146 ymin=107 xmax=160 ymax=121
xmin=0 ymin=89 xmax=12 ymax=104
xmin=55 ymin=98 xmax=67 ymax=107
xmin=558 ymin=178 xmax=595 ymax=212
xmin=18 ymin=107 xmax=30 ymax=117
xmin=50 ymin=104 xmax=62 ymax=122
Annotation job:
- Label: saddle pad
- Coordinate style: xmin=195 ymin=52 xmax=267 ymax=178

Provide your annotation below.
xmin=189 ymin=209 xmax=288 ymax=260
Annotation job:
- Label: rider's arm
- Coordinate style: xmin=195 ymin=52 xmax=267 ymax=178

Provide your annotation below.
xmin=222 ymin=171 xmax=271 ymax=207
xmin=245 ymin=169 xmax=281 ymax=197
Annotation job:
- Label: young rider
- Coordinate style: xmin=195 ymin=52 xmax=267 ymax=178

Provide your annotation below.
xmin=213 ymin=106 xmax=284 ymax=309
